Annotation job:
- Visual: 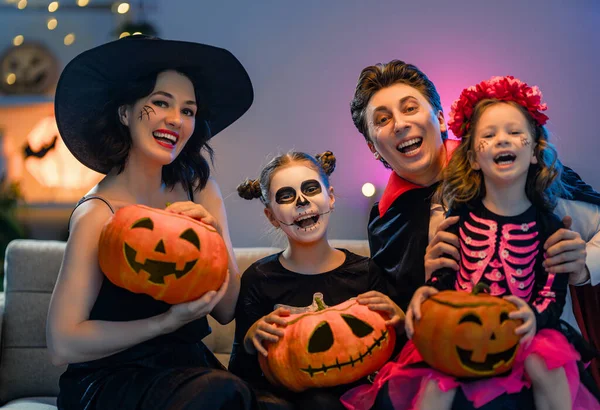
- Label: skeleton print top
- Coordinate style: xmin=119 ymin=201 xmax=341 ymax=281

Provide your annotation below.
xmin=428 ymin=201 xmax=567 ymax=332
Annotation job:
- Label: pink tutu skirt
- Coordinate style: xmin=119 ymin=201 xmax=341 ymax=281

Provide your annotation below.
xmin=341 ymin=329 xmax=599 ymax=409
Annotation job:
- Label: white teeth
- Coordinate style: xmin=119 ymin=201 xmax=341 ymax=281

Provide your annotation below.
xmin=296 ymin=213 xmax=316 ymax=222
xmin=398 ymin=138 xmax=421 ymax=149
xmin=153 ymin=132 xmax=177 ymax=143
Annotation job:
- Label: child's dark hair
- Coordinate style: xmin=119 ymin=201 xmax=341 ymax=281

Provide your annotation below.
xmin=237 ymin=151 xmax=336 ymax=205
xmin=86 ymin=68 xmax=214 ymax=192
xmin=437 ymin=100 xmax=571 ymax=212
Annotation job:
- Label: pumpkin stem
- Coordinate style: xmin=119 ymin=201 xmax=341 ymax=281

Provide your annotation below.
xmin=312 ymin=292 xmax=329 ymax=311
xmin=472 ymin=283 xmax=491 ymax=295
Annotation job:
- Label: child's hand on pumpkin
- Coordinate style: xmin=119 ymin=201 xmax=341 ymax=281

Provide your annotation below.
xmin=405 ymin=286 xmax=439 ymax=339
xmin=246 ymin=307 xmax=290 ymax=357
xmin=504 ymin=295 xmax=536 ymax=347
xmin=356 ymin=291 xmax=406 ymax=330
xmin=165 ymin=201 xmax=222 ymax=235
xmin=161 ymin=270 xmax=230 ymax=333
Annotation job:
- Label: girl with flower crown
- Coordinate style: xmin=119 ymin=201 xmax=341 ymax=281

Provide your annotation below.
xmin=229 ymin=151 xmax=405 ymax=409
xmin=341 ymin=76 xmax=600 ymax=410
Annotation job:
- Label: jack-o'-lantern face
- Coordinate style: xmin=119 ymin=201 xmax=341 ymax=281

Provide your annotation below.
xmin=98 ymin=205 xmax=228 ymax=304
xmin=122 ymin=216 xmax=201 ymax=285
xmin=413 ymin=288 xmax=522 ymax=378
xmin=259 ymin=293 xmax=396 ymax=392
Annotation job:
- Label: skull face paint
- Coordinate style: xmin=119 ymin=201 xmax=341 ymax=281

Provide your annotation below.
xmin=268 ymin=164 xmax=334 ymax=244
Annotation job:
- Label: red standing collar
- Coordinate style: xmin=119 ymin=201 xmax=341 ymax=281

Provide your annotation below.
xmin=378 ymin=138 xmax=461 ymax=217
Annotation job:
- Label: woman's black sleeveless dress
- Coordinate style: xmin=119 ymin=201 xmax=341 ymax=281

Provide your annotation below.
xmin=57 ymin=196 xmax=259 ymax=410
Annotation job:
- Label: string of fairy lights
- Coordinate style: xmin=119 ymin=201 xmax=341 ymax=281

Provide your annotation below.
xmin=4 ymin=0 xmax=149 ymax=49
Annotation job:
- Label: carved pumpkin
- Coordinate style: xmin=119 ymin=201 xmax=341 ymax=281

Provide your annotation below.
xmin=412 ymin=284 xmax=522 ymax=378
xmin=259 ymin=293 xmax=395 ymax=392
xmin=98 ymin=204 xmax=228 ymax=304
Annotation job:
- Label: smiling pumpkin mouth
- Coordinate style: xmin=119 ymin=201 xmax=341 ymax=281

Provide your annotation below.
xmin=124 ymin=243 xmax=197 ymax=284
xmin=456 ymin=344 xmax=518 ymax=374
xmin=300 ymin=330 xmax=391 ymax=377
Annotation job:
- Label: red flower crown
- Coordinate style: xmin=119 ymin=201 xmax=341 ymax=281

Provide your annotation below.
xmin=448 ymin=75 xmax=549 ymax=138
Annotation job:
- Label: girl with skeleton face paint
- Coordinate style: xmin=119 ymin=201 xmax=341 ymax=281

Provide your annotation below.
xmin=230 ymin=151 xmax=405 ymax=408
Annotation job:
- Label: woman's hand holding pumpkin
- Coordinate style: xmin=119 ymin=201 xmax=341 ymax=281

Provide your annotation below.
xmin=405 ymin=286 xmax=439 ymax=339
xmin=425 ymin=216 xmax=460 ymax=279
xmin=161 ymin=270 xmax=230 ymax=334
xmin=356 ymin=291 xmax=406 ymax=330
xmin=245 ymin=307 xmax=290 ymax=357
xmin=503 ymin=295 xmax=536 ymax=346
xmin=166 ymin=201 xmax=222 ymax=235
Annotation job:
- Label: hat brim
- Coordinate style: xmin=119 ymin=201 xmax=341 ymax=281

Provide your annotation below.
xmin=55 ymin=36 xmax=253 ymax=174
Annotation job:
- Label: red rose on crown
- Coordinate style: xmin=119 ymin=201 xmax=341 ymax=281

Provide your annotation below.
xmin=448 ymin=76 xmax=549 ymax=138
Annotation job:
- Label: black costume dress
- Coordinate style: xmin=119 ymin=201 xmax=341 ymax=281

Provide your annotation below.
xmin=229 ymin=249 xmax=389 ymax=409
xmin=57 ymin=196 xmax=263 ymax=410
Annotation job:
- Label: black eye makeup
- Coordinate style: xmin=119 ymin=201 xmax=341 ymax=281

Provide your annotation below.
xmin=275 ymin=187 xmax=297 ymax=204
xmin=301 ymin=179 xmax=322 ymax=196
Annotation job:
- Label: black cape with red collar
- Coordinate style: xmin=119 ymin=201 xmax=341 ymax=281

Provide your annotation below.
xmin=369 ymin=155 xmax=600 ymax=386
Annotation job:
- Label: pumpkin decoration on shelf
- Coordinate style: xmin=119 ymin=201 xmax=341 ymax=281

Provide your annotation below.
xmin=98 ymin=204 xmax=228 ymax=304
xmin=258 ymin=292 xmax=396 ymax=392
xmin=412 ymin=283 xmax=523 ymax=378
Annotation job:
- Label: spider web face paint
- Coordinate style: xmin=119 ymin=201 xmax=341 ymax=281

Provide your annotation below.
xmin=138 ymin=105 xmax=156 ymax=121
xmin=477 ymin=140 xmax=489 ymax=153
xmin=520 ymin=136 xmax=531 ymax=147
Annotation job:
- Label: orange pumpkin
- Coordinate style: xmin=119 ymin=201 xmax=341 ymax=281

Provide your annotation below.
xmin=412 ymin=284 xmax=522 ymax=378
xmin=98 ymin=204 xmax=228 ymax=304
xmin=258 ymin=292 xmax=396 ymax=392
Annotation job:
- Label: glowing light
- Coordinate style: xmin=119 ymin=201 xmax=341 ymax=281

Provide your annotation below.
xmin=117 ymin=2 xmax=129 ymax=13
xmin=6 ymin=73 xmax=16 ymax=85
xmin=361 ymin=182 xmax=376 ymax=198
xmin=119 ymin=31 xmax=131 ymax=39
xmin=47 ymin=18 xmax=58 ymax=30
xmin=132 ymin=31 xmax=142 ymax=35
xmin=48 ymin=1 xmax=59 ymax=12
xmin=64 ymin=33 xmax=75 ymax=46
xmin=12 ymin=35 xmax=24 ymax=46
xmin=16 ymin=0 xmax=26 ymax=9
xmin=77 ymin=0 xmax=89 ymax=6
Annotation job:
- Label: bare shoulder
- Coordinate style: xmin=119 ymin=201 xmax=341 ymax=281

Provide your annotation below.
xmin=69 ymin=198 xmax=115 ymax=239
xmin=195 ymin=177 xmax=224 ymax=206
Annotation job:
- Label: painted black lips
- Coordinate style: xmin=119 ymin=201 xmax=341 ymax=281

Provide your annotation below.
xmin=456 ymin=344 xmax=518 ymax=373
xmin=124 ymin=243 xmax=198 ymax=284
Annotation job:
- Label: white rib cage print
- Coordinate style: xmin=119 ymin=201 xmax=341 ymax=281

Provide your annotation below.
xmin=457 ymin=212 xmax=539 ymax=301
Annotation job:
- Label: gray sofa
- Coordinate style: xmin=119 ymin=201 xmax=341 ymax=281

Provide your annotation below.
xmin=0 ymin=239 xmax=370 ymax=409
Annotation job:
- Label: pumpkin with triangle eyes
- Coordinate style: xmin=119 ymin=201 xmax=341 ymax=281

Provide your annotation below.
xmin=258 ymin=293 xmax=395 ymax=392
xmin=98 ymin=204 xmax=228 ymax=304
xmin=412 ymin=285 xmax=523 ymax=378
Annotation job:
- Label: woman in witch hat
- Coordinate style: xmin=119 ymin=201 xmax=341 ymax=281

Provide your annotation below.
xmin=46 ymin=35 xmax=278 ymax=410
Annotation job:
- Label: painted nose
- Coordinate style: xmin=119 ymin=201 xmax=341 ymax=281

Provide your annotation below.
xmin=296 ymin=195 xmax=309 ymax=207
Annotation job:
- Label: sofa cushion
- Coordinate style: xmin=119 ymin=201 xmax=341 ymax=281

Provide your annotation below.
xmin=0 ymin=240 xmax=67 ymax=405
